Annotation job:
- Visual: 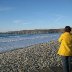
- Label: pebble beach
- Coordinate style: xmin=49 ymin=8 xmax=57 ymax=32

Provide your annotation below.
xmin=0 ymin=41 xmax=63 ymax=72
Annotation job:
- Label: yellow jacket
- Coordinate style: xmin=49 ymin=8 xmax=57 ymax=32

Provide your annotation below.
xmin=57 ymin=32 xmax=72 ymax=56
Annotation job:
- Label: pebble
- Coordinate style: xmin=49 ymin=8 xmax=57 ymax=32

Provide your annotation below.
xmin=0 ymin=40 xmax=63 ymax=72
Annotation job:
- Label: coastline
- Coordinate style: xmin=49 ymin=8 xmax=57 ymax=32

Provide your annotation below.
xmin=0 ymin=41 xmax=63 ymax=72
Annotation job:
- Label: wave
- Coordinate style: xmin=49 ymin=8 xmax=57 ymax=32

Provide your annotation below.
xmin=0 ymin=34 xmax=59 ymax=43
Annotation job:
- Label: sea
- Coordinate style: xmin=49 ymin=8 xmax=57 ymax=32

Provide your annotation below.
xmin=0 ymin=33 xmax=61 ymax=53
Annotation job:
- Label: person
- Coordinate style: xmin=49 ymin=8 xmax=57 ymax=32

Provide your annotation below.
xmin=57 ymin=26 xmax=72 ymax=72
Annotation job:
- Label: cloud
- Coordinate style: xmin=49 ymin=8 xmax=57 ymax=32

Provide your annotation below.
xmin=13 ymin=20 xmax=29 ymax=24
xmin=54 ymin=16 xmax=64 ymax=23
xmin=55 ymin=16 xmax=63 ymax=22
xmin=13 ymin=20 xmax=23 ymax=24
xmin=0 ymin=7 xmax=13 ymax=11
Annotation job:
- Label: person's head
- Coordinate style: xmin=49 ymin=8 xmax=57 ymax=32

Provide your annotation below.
xmin=64 ymin=26 xmax=71 ymax=33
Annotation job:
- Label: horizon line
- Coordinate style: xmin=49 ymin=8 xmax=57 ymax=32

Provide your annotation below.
xmin=0 ymin=28 xmax=65 ymax=33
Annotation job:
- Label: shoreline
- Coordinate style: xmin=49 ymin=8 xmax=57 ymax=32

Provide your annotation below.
xmin=0 ymin=42 xmax=50 ymax=54
xmin=0 ymin=41 xmax=63 ymax=72
xmin=0 ymin=40 xmax=57 ymax=54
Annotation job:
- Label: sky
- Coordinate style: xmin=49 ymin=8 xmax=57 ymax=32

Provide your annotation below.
xmin=0 ymin=0 xmax=72 ymax=32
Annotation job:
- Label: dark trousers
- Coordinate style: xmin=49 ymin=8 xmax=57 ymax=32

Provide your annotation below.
xmin=61 ymin=56 xmax=72 ymax=72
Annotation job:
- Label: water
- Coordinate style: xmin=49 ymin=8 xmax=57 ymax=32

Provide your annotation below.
xmin=0 ymin=33 xmax=61 ymax=53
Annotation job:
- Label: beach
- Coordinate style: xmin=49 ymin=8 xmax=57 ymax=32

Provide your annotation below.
xmin=0 ymin=41 xmax=63 ymax=72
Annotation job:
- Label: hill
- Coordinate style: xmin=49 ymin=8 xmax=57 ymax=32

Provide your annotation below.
xmin=0 ymin=29 xmax=63 ymax=34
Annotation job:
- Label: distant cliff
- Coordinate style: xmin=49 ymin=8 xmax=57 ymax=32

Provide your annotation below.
xmin=0 ymin=29 xmax=63 ymax=34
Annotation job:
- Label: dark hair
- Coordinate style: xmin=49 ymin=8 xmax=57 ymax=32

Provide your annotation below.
xmin=64 ymin=26 xmax=71 ymax=32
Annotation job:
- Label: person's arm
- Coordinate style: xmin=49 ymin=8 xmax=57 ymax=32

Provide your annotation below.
xmin=58 ymin=34 xmax=63 ymax=43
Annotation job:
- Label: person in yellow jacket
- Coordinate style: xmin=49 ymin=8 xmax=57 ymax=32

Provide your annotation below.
xmin=57 ymin=26 xmax=72 ymax=72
